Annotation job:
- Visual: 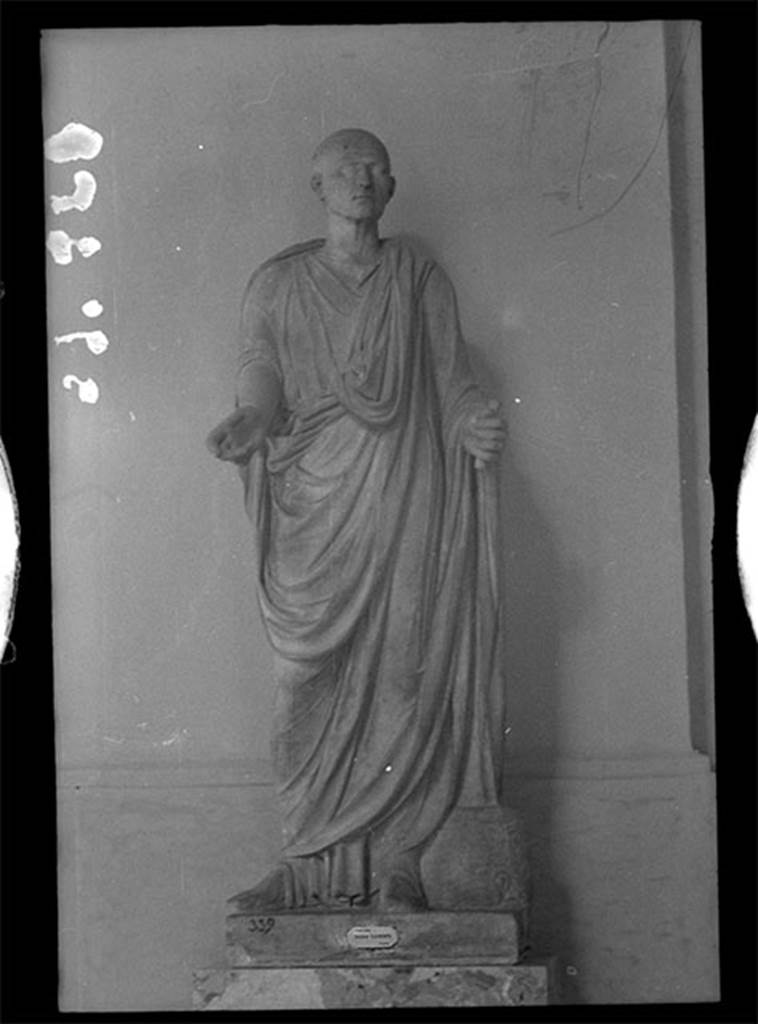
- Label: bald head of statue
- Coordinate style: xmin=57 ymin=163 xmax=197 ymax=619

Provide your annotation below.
xmin=310 ymin=128 xmax=396 ymax=224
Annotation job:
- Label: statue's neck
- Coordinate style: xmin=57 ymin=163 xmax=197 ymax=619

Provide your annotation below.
xmin=323 ymin=216 xmax=382 ymax=267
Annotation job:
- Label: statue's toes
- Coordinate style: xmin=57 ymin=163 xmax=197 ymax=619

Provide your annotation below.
xmin=226 ymin=866 xmax=290 ymax=913
xmin=226 ymin=892 xmax=257 ymax=911
xmin=227 ymin=888 xmax=254 ymax=905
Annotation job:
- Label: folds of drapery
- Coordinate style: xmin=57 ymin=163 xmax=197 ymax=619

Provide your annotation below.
xmin=238 ymin=239 xmax=505 ymax=900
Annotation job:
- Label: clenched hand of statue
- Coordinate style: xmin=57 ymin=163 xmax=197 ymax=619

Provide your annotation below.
xmin=463 ymin=399 xmax=506 ymax=468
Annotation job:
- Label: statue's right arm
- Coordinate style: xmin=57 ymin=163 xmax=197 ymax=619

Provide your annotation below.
xmin=205 ymin=361 xmax=282 ymax=465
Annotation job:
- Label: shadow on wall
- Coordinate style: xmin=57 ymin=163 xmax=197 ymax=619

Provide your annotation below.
xmin=467 ymin=335 xmax=592 ymax=1002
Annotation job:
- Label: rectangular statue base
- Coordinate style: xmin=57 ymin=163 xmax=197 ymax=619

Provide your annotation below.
xmin=194 ymin=959 xmax=558 ymax=1010
xmin=226 ymin=910 xmax=524 ymax=966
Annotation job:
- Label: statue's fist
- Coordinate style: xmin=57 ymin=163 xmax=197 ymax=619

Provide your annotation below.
xmin=462 ymin=399 xmax=506 ymax=470
xmin=206 ymin=405 xmax=268 ymax=465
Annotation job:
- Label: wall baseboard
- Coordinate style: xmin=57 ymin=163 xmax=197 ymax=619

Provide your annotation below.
xmin=57 ymin=750 xmax=711 ymax=791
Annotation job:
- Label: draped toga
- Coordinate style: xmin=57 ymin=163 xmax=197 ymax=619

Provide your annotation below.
xmin=236 ymin=236 xmax=505 ymax=907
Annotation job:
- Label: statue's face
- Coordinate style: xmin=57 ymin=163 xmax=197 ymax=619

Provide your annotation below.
xmin=312 ymin=136 xmax=395 ymax=224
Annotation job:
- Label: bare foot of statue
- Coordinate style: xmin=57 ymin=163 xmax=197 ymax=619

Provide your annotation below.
xmin=227 ymin=864 xmax=293 ymax=913
xmin=378 ymin=856 xmax=429 ymax=913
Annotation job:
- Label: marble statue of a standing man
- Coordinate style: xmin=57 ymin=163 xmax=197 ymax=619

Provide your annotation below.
xmin=206 ymin=129 xmax=507 ymax=914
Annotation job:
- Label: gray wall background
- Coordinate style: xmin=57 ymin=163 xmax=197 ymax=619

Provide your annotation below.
xmin=46 ymin=21 xmax=717 ymax=1009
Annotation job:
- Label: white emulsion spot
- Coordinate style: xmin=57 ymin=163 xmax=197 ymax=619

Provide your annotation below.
xmin=44 ymin=122 xmax=103 ymax=163
xmin=54 ymin=330 xmax=109 ymax=355
xmin=50 ymin=170 xmax=97 ymax=214
xmin=160 ymin=728 xmax=191 ymax=748
xmin=77 ymin=236 xmax=102 ymax=258
xmin=62 ymin=375 xmax=99 ymax=404
xmin=46 ymin=231 xmax=102 ymax=264
xmin=46 ymin=230 xmax=74 ymax=265
xmin=82 ymin=299 xmax=104 ymax=318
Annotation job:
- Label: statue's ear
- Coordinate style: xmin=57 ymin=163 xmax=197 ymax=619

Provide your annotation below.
xmin=388 ymin=176 xmax=397 ymax=201
xmin=310 ymin=172 xmax=323 ymax=198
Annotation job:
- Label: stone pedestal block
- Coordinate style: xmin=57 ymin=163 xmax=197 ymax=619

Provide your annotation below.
xmin=227 ymin=910 xmax=523 ymax=966
xmin=194 ymin=959 xmax=558 ymax=1009
xmin=422 ymin=804 xmax=531 ymax=924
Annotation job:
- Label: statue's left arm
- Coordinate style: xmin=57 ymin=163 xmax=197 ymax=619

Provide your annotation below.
xmin=421 ymin=264 xmax=506 ymax=467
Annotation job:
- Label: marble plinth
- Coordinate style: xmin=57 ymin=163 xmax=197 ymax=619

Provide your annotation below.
xmin=227 ymin=910 xmax=523 ymax=966
xmin=422 ymin=805 xmax=531 ymax=920
xmin=194 ymin=959 xmax=557 ymax=1009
